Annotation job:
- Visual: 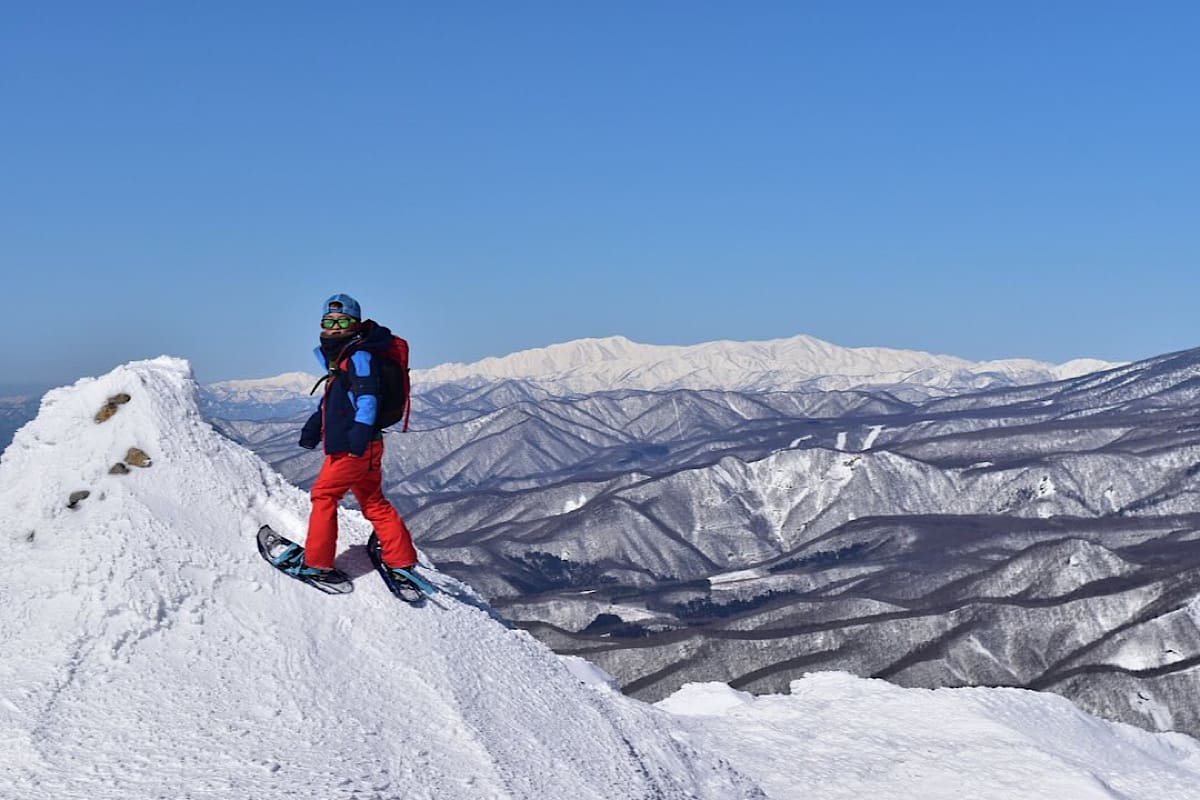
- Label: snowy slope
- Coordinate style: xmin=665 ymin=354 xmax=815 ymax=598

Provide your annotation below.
xmin=659 ymin=674 xmax=1200 ymax=800
xmin=0 ymin=358 xmax=758 ymax=799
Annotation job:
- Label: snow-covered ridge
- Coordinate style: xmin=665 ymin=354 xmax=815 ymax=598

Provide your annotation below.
xmin=3 ymin=357 xmax=1200 ymax=799
xmin=0 ymin=357 xmax=757 ymax=799
xmin=415 ymin=334 xmax=1117 ymax=394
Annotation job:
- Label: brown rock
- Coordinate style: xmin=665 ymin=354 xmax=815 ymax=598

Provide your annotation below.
xmin=125 ymin=447 xmax=152 ymax=467
xmin=94 ymin=393 xmax=132 ymax=423
xmin=67 ymin=490 xmax=90 ymax=509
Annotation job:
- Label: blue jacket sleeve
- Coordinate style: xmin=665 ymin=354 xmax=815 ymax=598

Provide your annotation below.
xmin=348 ymin=351 xmax=380 ymax=428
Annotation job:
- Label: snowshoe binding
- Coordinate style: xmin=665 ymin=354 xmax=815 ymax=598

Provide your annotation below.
xmin=367 ymin=532 xmax=436 ymax=604
xmin=257 ymin=525 xmax=353 ymax=595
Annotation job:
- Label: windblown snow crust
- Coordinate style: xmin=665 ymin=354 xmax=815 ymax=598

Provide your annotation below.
xmin=0 ymin=358 xmax=758 ymax=799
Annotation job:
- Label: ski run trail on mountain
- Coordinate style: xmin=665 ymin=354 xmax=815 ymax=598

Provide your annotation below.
xmin=2 ymin=357 xmax=1200 ymax=799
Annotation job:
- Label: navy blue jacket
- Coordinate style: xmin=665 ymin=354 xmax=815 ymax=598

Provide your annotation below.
xmin=299 ymin=321 xmax=394 ymax=456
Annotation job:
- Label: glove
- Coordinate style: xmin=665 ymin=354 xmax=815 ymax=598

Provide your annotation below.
xmin=347 ymin=421 xmax=374 ymax=457
xmin=299 ymin=410 xmax=322 ymax=450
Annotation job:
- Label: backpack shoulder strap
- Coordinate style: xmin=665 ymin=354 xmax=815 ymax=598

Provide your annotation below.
xmin=394 ymin=336 xmax=411 ymax=433
xmin=310 ymin=338 xmax=361 ymax=395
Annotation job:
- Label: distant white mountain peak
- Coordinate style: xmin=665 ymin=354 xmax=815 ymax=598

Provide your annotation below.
xmin=415 ymin=333 xmax=1118 ymax=395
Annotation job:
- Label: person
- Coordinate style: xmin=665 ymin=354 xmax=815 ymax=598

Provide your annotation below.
xmin=295 ymin=293 xmax=419 ymax=581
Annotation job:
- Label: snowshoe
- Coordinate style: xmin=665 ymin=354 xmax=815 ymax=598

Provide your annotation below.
xmin=257 ymin=525 xmax=353 ymax=595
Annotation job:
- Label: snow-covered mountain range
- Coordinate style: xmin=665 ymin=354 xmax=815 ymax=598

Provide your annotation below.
xmin=415 ymin=334 xmax=1112 ymax=395
xmin=197 ymin=333 xmax=1117 ymax=425
xmin=5 ymin=357 xmax=1200 ymax=798
xmin=426 ymin=348 xmax=1200 ymax=737
xmin=202 ymin=338 xmax=1200 ymax=742
xmin=199 ymin=371 xmax=323 ymax=421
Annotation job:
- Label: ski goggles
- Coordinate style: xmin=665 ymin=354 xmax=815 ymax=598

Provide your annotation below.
xmin=321 ymin=317 xmax=358 ymax=330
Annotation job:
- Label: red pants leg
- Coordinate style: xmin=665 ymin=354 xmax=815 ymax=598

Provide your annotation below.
xmin=350 ymin=439 xmax=418 ymax=569
xmin=305 ymin=452 xmax=362 ymax=569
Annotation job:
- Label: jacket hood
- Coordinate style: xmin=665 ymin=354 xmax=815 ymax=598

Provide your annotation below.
xmin=355 ymin=319 xmax=394 ymax=350
xmin=312 ymin=319 xmax=394 ymax=370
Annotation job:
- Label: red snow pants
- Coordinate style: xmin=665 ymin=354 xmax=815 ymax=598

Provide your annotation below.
xmin=304 ymin=439 xmax=418 ymax=570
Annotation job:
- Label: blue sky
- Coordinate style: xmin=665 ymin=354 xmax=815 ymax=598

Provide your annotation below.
xmin=4 ymin=2 xmax=1198 ymax=390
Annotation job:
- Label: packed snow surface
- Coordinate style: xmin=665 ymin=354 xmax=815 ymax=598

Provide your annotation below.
xmin=659 ymin=675 xmax=1200 ymax=800
xmin=2 ymin=357 xmax=1198 ymax=799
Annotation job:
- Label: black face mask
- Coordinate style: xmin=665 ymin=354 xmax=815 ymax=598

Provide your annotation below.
xmin=319 ymin=334 xmax=356 ymax=366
